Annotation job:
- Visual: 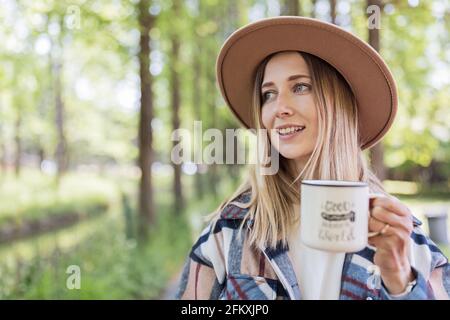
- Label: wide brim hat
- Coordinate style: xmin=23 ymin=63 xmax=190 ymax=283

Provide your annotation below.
xmin=216 ymin=16 xmax=397 ymax=150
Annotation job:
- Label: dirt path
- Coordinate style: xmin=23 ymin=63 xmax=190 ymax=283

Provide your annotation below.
xmin=159 ymin=270 xmax=182 ymax=299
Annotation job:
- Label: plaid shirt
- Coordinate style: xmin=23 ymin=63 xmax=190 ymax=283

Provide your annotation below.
xmin=176 ymin=191 xmax=449 ymax=300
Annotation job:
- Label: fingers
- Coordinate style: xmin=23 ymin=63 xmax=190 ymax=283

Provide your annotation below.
xmin=369 ymin=196 xmax=414 ymax=236
xmin=368 ymin=197 xmax=413 ymax=274
xmin=368 ymin=206 xmax=413 ymax=251
xmin=368 ymin=227 xmax=410 ymax=254
xmin=370 ymin=206 xmax=413 ymax=231
xmin=369 ymin=214 xmax=387 ymax=233
xmin=370 ymin=196 xmax=411 ymax=217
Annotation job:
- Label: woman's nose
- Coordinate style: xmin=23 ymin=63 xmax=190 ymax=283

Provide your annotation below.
xmin=275 ymin=92 xmax=294 ymax=118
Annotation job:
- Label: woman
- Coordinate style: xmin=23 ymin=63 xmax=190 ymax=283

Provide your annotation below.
xmin=176 ymin=17 xmax=449 ymax=300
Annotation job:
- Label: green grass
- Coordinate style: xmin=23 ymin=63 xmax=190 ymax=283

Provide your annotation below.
xmin=0 ymin=170 xmax=115 ymax=227
xmin=0 ymin=169 xmax=195 ymax=299
xmin=0 ymin=203 xmax=191 ymax=299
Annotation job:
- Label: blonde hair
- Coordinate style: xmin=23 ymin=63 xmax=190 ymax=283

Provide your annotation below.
xmin=209 ymin=51 xmax=386 ymax=249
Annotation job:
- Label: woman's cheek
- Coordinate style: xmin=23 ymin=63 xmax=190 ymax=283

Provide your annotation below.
xmin=260 ymin=106 xmax=272 ymax=129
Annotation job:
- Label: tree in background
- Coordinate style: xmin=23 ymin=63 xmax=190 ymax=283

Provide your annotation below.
xmin=330 ymin=0 xmax=337 ymax=24
xmin=367 ymin=0 xmax=387 ymax=181
xmin=281 ymin=0 xmax=301 ymax=16
xmin=137 ymin=0 xmax=155 ymax=241
xmin=190 ymin=0 xmax=205 ymax=200
xmin=170 ymin=0 xmax=184 ymax=214
xmin=52 ymin=22 xmax=69 ymax=179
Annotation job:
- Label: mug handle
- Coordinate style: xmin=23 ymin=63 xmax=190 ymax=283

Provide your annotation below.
xmin=367 ymin=192 xmax=387 ymax=238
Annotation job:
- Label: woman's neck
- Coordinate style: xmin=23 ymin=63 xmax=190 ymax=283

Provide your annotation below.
xmin=295 ymin=157 xmax=308 ymax=173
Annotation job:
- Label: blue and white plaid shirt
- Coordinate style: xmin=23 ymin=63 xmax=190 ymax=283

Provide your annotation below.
xmin=176 ymin=191 xmax=449 ymax=300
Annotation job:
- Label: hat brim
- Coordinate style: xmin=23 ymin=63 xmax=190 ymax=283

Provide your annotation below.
xmin=216 ymin=16 xmax=397 ymax=150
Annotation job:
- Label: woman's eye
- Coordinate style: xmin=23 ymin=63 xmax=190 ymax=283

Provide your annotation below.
xmin=294 ymin=83 xmax=311 ymax=93
xmin=262 ymin=91 xmax=273 ymax=101
xmin=261 ymin=83 xmax=311 ymax=103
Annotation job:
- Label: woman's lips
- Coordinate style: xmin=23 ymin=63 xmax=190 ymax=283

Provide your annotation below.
xmin=275 ymin=127 xmax=305 ymax=141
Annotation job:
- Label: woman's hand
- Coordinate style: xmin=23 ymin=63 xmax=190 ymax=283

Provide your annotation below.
xmin=368 ymin=195 xmax=415 ymax=295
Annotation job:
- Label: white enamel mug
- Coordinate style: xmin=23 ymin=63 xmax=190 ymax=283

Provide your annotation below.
xmin=300 ymin=180 xmax=384 ymax=253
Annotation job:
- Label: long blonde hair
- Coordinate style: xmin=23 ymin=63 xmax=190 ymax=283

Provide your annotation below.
xmin=210 ymin=51 xmax=386 ymax=249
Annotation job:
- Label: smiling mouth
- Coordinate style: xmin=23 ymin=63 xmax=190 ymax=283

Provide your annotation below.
xmin=276 ymin=126 xmax=306 ymax=136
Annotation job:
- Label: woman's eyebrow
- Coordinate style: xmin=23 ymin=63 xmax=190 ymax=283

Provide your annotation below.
xmin=261 ymin=74 xmax=310 ymax=89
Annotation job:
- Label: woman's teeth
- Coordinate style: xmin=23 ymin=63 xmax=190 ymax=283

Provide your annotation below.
xmin=276 ymin=126 xmax=305 ymax=136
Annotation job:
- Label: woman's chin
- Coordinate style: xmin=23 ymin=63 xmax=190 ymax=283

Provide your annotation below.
xmin=278 ymin=149 xmax=312 ymax=165
xmin=279 ymin=150 xmax=307 ymax=160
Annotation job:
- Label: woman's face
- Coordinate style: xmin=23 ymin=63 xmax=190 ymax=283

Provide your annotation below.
xmin=261 ymin=51 xmax=318 ymax=170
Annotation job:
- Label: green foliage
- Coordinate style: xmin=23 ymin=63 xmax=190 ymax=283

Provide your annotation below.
xmin=0 ymin=168 xmax=195 ymax=299
xmin=0 ymin=200 xmax=191 ymax=299
xmin=381 ymin=1 xmax=450 ymax=171
xmin=0 ymin=170 xmax=113 ymax=227
xmin=1 ymin=1 xmax=447 ymax=177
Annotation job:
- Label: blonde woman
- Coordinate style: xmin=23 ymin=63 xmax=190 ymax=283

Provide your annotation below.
xmin=176 ymin=17 xmax=449 ymax=300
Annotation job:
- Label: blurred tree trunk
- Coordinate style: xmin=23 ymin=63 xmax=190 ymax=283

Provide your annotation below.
xmin=206 ymin=52 xmax=218 ymax=199
xmin=281 ymin=0 xmax=301 ymax=16
xmin=0 ymin=142 xmax=5 ymax=176
xmin=170 ymin=0 xmax=184 ymax=214
xmin=137 ymin=0 xmax=155 ymax=241
xmin=14 ymin=110 xmax=21 ymax=177
xmin=38 ymin=58 xmax=51 ymax=172
xmin=367 ymin=0 xmax=386 ymax=181
xmin=54 ymin=59 xmax=68 ymax=177
xmin=225 ymin=0 xmax=243 ymax=187
xmin=38 ymin=148 xmax=45 ymax=169
xmin=0 ymin=101 xmax=6 ymax=176
xmin=48 ymin=16 xmax=68 ymax=179
xmin=192 ymin=21 xmax=204 ymax=200
xmin=203 ymin=4 xmax=218 ymax=199
xmin=330 ymin=0 xmax=337 ymax=24
xmin=311 ymin=0 xmax=317 ymax=17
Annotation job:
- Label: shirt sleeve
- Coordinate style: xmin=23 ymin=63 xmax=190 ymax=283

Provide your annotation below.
xmin=380 ymin=266 xmax=435 ymax=300
xmin=175 ymin=221 xmax=226 ymax=300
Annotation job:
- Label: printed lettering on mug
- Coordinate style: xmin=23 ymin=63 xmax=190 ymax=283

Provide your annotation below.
xmin=318 ymin=200 xmax=356 ymax=242
xmin=300 ymin=180 xmax=370 ymax=253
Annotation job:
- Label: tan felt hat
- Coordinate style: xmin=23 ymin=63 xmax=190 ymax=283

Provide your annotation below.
xmin=216 ymin=16 xmax=398 ymax=150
